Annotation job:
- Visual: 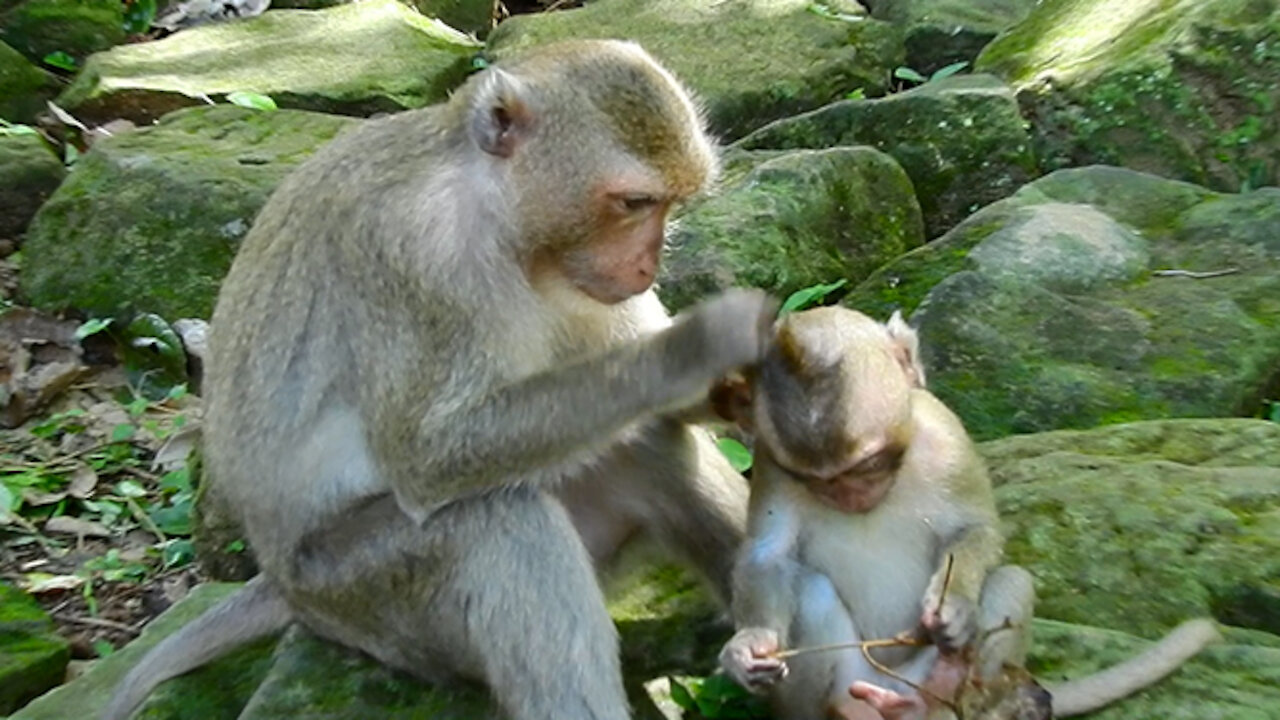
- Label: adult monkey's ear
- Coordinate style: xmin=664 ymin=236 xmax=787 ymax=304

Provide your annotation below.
xmin=710 ymin=370 xmax=755 ymax=430
xmin=885 ymin=310 xmax=926 ymax=389
xmin=468 ymin=68 xmax=535 ymax=158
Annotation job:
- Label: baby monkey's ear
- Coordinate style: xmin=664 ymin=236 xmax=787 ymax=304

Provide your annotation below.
xmin=709 ymin=370 xmax=755 ymax=429
xmin=885 ymin=311 xmax=926 ymax=389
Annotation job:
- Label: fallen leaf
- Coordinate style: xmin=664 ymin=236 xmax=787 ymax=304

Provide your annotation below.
xmin=68 ymin=464 xmax=98 ymax=498
xmin=22 ymin=488 xmax=67 ymax=506
xmin=152 ymin=426 xmax=199 ymax=472
xmin=45 ymin=515 xmax=111 ymax=537
xmin=23 ymin=572 xmax=86 ymax=593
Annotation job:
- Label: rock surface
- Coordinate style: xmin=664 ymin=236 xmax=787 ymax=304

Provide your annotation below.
xmin=0 ymin=582 xmax=70 ymax=715
xmin=21 ymin=105 xmax=358 ymax=319
xmin=487 ymin=0 xmax=904 ymax=140
xmin=57 ymin=0 xmax=481 ymax=124
xmin=659 ymin=146 xmax=924 ymax=312
xmin=0 ymin=0 xmax=125 ymax=64
xmin=0 ymin=39 xmax=58 ymax=124
xmin=978 ymin=0 xmax=1280 ymax=191
xmin=737 ymin=73 xmax=1037 ymax=237
xmin=846 ymin=166 xmax=1280 ymax=440
xmin=865 ymin=0 xmax=1038 ymax=74
xmin=0 ymin=132 xmax=64 ymax=239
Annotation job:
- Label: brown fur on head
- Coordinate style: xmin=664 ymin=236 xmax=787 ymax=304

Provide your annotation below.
xmin=724 ymin=307 xmax=927 ymax=512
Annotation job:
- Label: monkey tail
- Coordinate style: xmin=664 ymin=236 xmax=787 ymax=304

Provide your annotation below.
xmin=101 ymin=575 xmax=292 ymax=720
xmin=1048 ymin=618 xmax=1221 ymax=717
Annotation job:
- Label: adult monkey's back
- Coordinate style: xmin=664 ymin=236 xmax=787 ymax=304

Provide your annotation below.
xmin=104 ymin=40 xmax=775 ymax=720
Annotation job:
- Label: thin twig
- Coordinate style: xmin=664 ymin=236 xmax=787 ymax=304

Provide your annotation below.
xmin=58 ymin=613 xmax=141 ymax=635
xmin=935 ymin=553 xmax=955 ymax=617
xmin=861 ymin=638 xmax=956 ymax=712
xmin=1152 ymin=268 xmax=1240 ymax=279
xmin=772 ymin=632 xmax=926 ymax=660
xmin=124 ymin=497 xmax=167 ymax=543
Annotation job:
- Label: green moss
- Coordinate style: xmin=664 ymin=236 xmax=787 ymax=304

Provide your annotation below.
xmin=486 ymin=0 xmax=904 ymax=140
xmin=0 ymin=0 xmax=125 ymax=63
xmin=0 ymin=583 xmax=70 ymax=714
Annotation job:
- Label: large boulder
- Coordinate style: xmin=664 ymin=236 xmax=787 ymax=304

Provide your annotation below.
xmin=273 ymin=0 xmax=495 ymax=36
xmin=0 ymin=582 xmax=70 ymax=714
xmin=0 ymin=0 xmax=125 ymax=64
xmin=986 ymin=419 xmax=1280 ymax=639
xmin=737 ymin=74 xmax=1037 ymax=237
xmin=20 ymin=105 xmax=358 ymax=320
xmin=863 ymin=0 xmax=1039 ymax=74
xmin=57 ymin=0 xmax=481 ymax=124
xmin=845 ymin=166 xmax=1280 ymax=440
xmin=977 ymin=0 xmax=1280 ymax=191
xmin=486 ymin=0 xmax=904 ymax=141
xmin=983 ymin=418 xmax=1280 ymax=718
xmin=0 ymin=40 xmax=59 ymax=124
xmin=658 ymin=146 xmax=924 ymax=312
xmin=13 ymin=563 xmax=724 ymax=719
xmin=0 ymin=132 xmax=63 ymax=240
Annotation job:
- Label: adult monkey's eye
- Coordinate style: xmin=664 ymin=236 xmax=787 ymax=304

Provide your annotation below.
xmin=620 ymin=194 xmax=660 ymax=212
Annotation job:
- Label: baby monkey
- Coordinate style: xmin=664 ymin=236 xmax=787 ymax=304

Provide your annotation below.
xmin=717 ymin=307 xmax=1219 ymax=720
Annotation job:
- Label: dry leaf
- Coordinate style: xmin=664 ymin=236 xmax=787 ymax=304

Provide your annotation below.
xmin=152 ymin=426 xmax=199 ymax=473
xmin=67 ymin=464 xmax=98 ymax=498
xmin=23 ymin=572 xmax=86 ymax=593
xmin=45 ymin=515 xmax=111 ymax=537
xmin=22 ymin=488 xmax=67 ymax=506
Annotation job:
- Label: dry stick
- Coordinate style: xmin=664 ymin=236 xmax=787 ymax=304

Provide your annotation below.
xmin=1152 ymin=268 xmax=1240 ymax=279
xmin=60 ymin=613 xmax=141 ymax=635
xmin=771 ymin=554 xmax=961 ymax=711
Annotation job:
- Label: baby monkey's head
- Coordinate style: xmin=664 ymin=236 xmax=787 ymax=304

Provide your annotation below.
xmin=723 ymin=307 xmax=927 ymax=513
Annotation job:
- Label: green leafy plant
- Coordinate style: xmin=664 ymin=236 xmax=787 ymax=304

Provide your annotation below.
xmin=780 ymin=279 xmax=848 ymax=315
xmin=123 ymin=0 xmax=157 ymax=33
xmin=226 ymin=91 xmax=278 ymax=111
xmin=894 ymin=60 xmax=969 ymax=87
xmin=74 ymin=317 xmax=113 ymax=340
xmin=1266 ymin=400 xmax=1279 ymax=423
xmin=716 ymin=437 xmax=753 ymax=473
xmin=42 ymin=51 xmax=77 ymax=71
xmin=844 ymin=88 xmax=866 ymax=101
xmin=0 ymin=119 xmax=39 ymax=137
xmin=670 ymin=674 xmax=770 ymax=719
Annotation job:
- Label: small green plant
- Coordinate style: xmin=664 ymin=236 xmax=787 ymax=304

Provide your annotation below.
xmin=894 ymin=60 xmax=969 ymax=87
xmin=75 ymin=317 xmax=113 ymax=340
xmin=844 ymin=88 xmax=866 ymax=101
xmin=780 ymin=279 xmax=848 ymax=315
xmin=670 ymin=674 xmax=770 ymax=719
xmin=0 ymin=119 xmax=39 ymax=137
xmin=42 ymin=51 xmax=77 ymax=71
xmin=226 ymin=91 xmax=278 ymax=111
xmin=1265 ymin=400 xmax=1279 ymax=423
xmin=716 ymin=437 xmax=753 ymax=473
xmin=123 ymin=0 xmax=157 ymax=33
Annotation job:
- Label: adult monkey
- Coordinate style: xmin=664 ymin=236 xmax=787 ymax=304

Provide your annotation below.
xmin=104 ymin=40 xmax=776 ymax=720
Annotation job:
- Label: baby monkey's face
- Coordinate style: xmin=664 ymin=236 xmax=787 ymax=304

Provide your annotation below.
xmin=772 ymin=429 xmax=909 ymax=514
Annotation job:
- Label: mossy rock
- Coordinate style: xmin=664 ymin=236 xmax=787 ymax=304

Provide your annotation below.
xmin=20 ymin=105 xmax=358 ymax=320
xmin=14 ymin=563 xmax=727 ymax=719
xmin=0 ymin=132 xmax=63 ymax=239
xmin=977 ymin=0 xmax=1280 ymax=191
xmin=864 ymin=0 xmax=1039 ymax=73
xmin=844 ymin=166 xmax=1280 ymax=440
xmin=0 ymin=0 xmax=125 ymax=64
xmin=486 ymin=0 xmax=904 ymax=140
xmin=737 ymin=74 xmax=1038 ymax=237
xmin=57 ymin=0 xmax=481 ymax=124
xmin=984 ymin=419 xmax=1280 ymax=639
xmin=1027 ymin=620 xmax=1280 ymax=720
xmin=659 ymin=146 xmax=924 ymax=312
xmin=0 ymin=582 xmax=69 ymax=714
xmin=0 ymin=39 xmax=59 ymax=124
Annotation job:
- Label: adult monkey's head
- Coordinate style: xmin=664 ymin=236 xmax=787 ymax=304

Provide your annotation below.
xmin=455 ymin=40 xmax=718 ymax=304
